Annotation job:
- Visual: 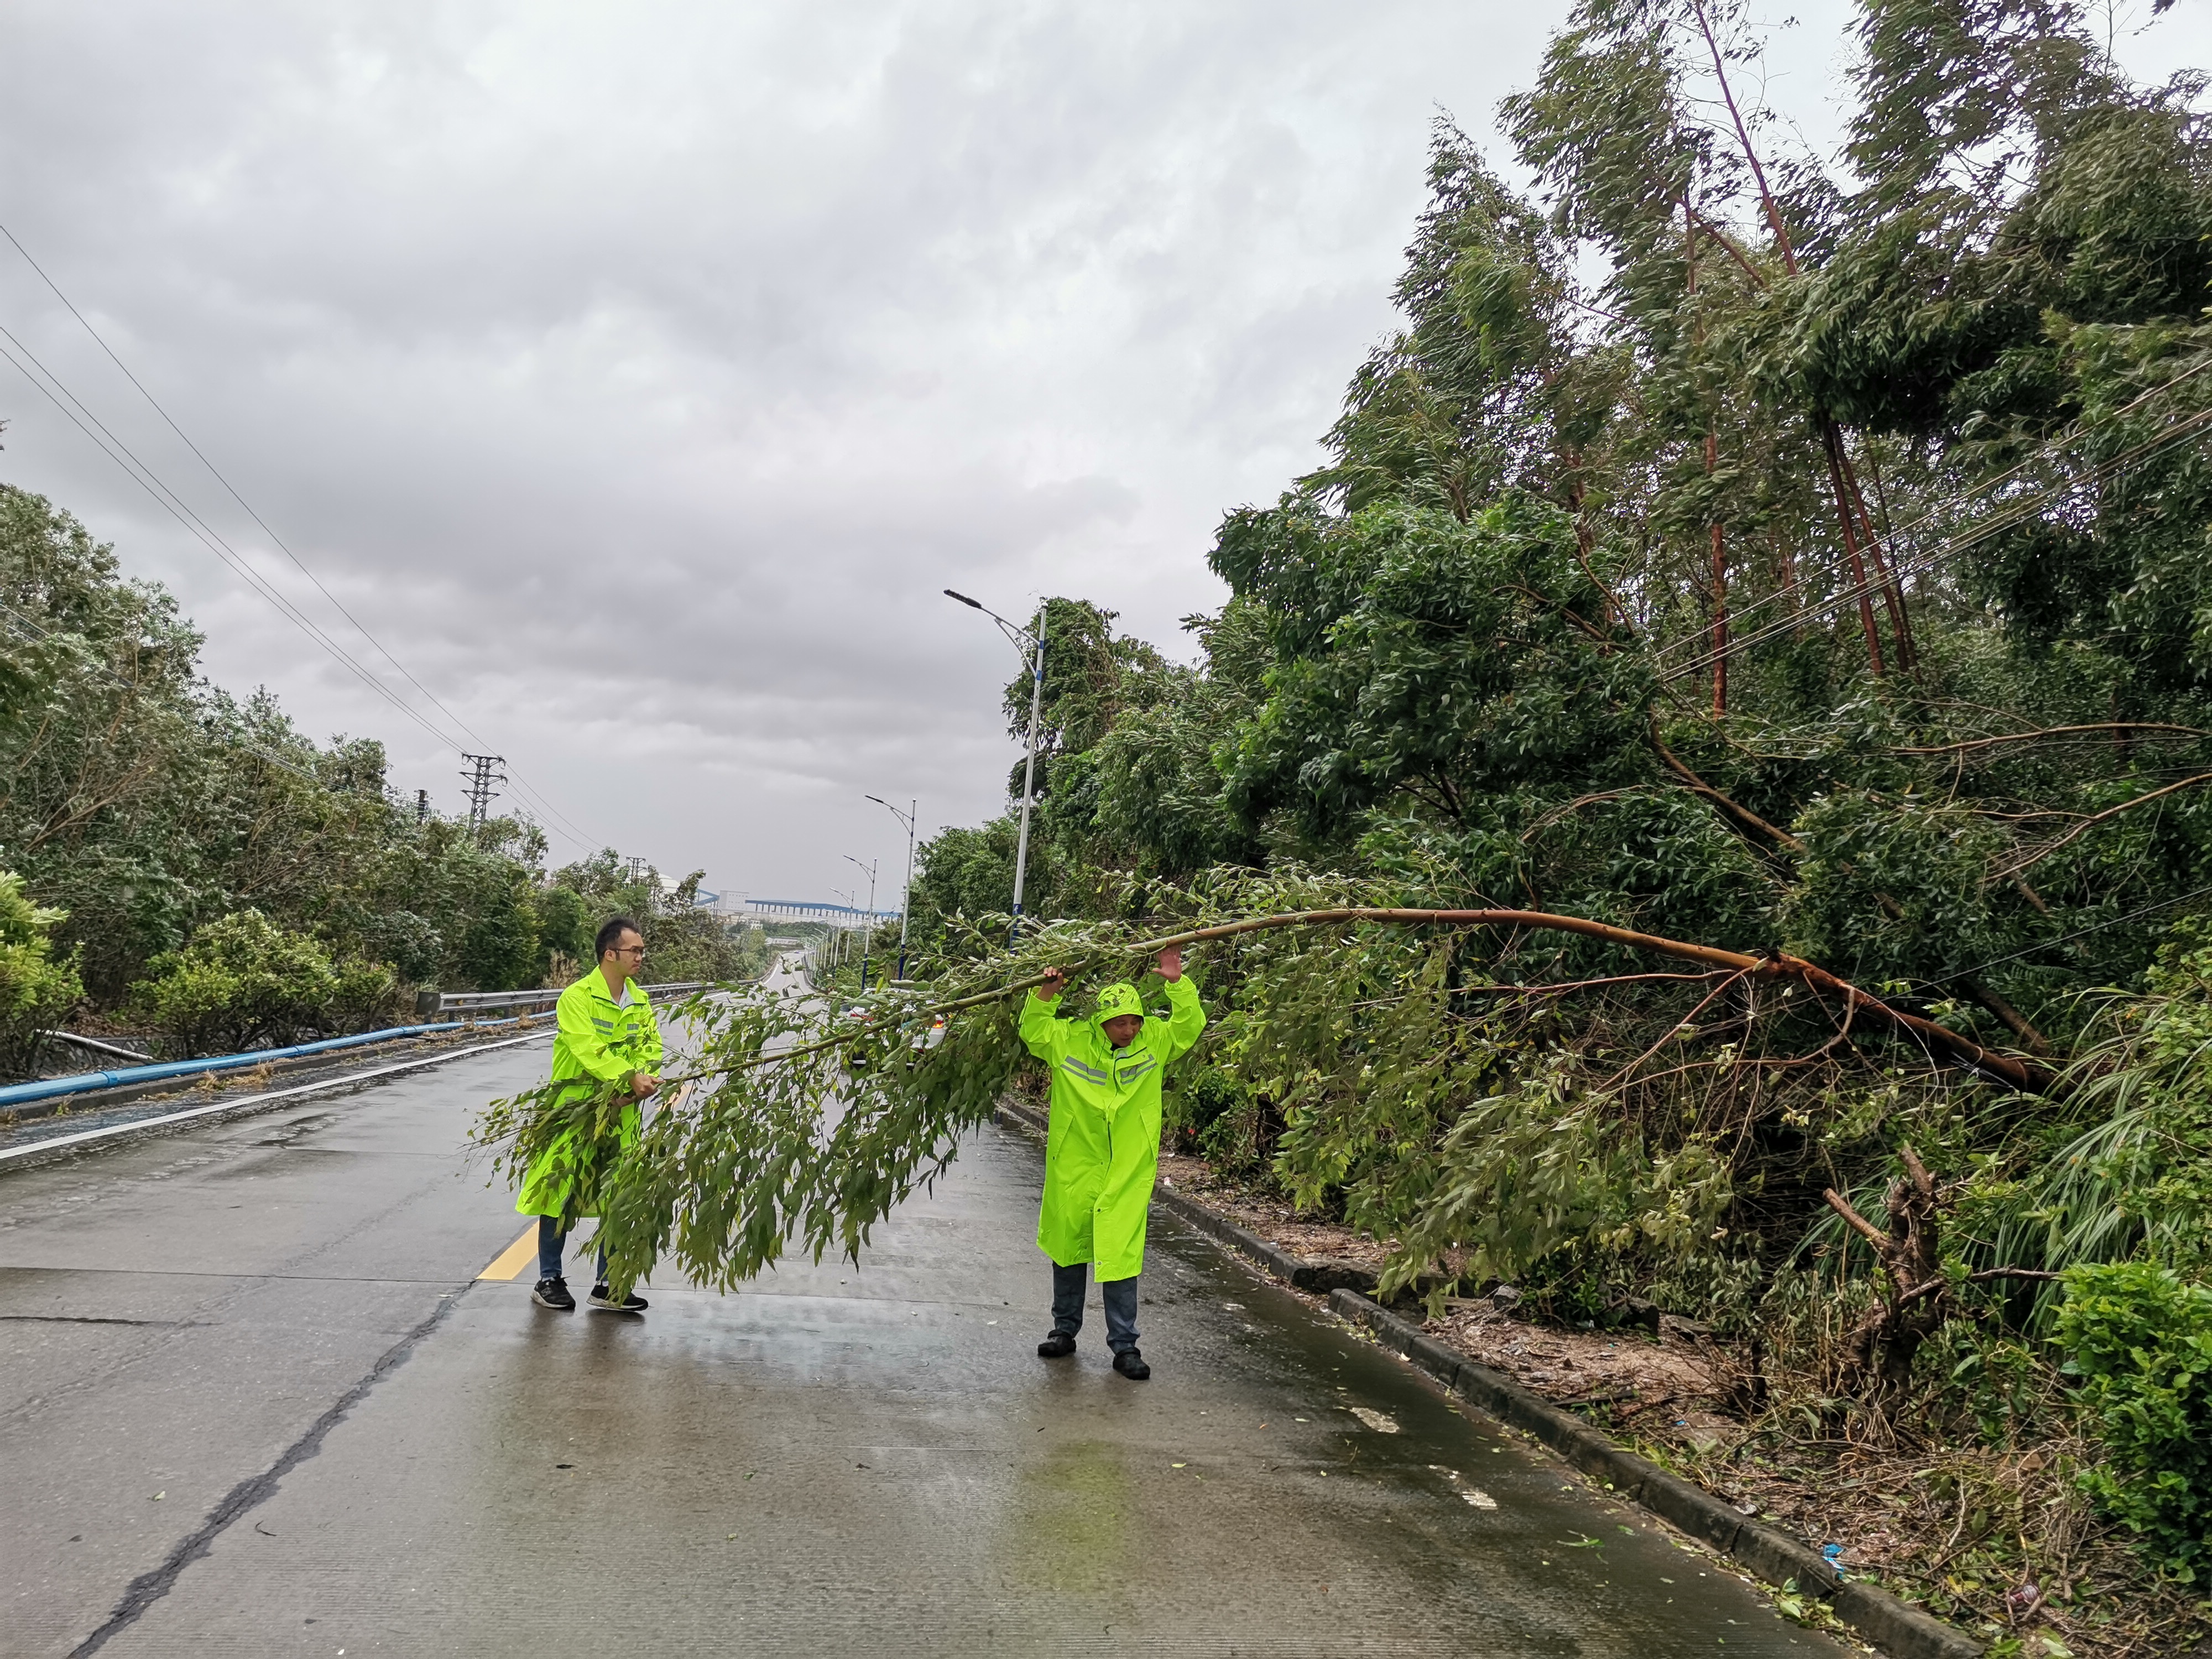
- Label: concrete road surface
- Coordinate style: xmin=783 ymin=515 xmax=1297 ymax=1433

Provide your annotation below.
xmin=1 ymin=993 xmax=1844 ymax=1657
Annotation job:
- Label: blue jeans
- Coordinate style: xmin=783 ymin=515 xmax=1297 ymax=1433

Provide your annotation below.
xmin=1052 ymin=1261 xmax=1140 ymax=1353
xmin=537 ymin=1215 xmax=606 ymax=1284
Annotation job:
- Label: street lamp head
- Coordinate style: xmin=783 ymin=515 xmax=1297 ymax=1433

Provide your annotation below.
xmin=943 ymin=588 xmax=983 ymax=609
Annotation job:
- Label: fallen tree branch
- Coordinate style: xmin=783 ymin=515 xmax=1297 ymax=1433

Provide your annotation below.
xmin=1896 ymin=1266 xmax=2066 ymax=1307
xmin=664 ymin=904 xmax=2054 ymax=1094
xmin=1518 ymin=789 xmax=1644 ymax=841
xmin=1353 ymin=969 xmax=1734 ymax=1012
xmin=1823 ymin=1160 xmax=2063 ymax=1407
xmin=1825 ymin=1150 xmax=1945 ymax=1404
xmin=1950 ymin=973 xmax=2053 ymax=1057
xmin=1599 ymin=968 xmax=1756 ymax=1090
xmin=2000 ymin=771 xmax=2212 ymax=877
xmin=1825 ymin=1189 xmax=1894 ymax=1252
xmin=1650 ymin=719 xmax=1809 ymax=853
xmin=1650 ymin=718 xmax=2053 ymax=1053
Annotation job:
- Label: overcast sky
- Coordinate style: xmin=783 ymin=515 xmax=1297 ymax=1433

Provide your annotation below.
xmin=2 ymin=2 xmax=2204 ymax=906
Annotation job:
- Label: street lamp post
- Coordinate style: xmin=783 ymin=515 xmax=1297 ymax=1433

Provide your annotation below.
xmin=828 ymin=887 xmax=855 ymax=977
xmin=943 ymin=588 xmax=1047 ymax=938
xmin=844 ymin=855 xmax=878 ymax=988
xmin=866 ymin=794 xmax=918 ymax=980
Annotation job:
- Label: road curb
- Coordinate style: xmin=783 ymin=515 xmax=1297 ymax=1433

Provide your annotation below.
xmin=989 ymin=1092 xmax=1983 ymax=1659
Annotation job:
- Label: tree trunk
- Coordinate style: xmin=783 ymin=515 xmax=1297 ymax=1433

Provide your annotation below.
xmin=1822 ymin=423 xmax=1888 ymax=675
xmin=1708 ymin=435 xmax=1728 ymax=718
xmin=1825 ymin=1146 xmax=1947 ymax=1411
xmin=1838 ymin=436 xmax=1918 ymax=673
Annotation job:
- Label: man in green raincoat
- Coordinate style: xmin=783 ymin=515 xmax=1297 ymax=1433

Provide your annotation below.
xmin=1019 ymin=945 xmax=1205 ymax=1379
xmin=520 ymin=915 xmax=662 ymax=1313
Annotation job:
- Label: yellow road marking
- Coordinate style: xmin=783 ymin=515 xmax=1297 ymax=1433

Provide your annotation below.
xmin=473 ymin=1084 xmax=690 ymax=1282
xmin=479 ymin=1224 xmax=539 ymax=1281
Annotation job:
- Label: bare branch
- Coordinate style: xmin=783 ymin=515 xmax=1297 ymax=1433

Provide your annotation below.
xmin=1824 ymin=1188 xmax=1893 ymax=1253
xmin=648 ymin=904 xmax=2053 ymax=1094
xmin=1651 ymin=718 xmax=1809 ymax=853
xmin=1896 ymin=723 xmax=2206 ymax=757
xmin=2001 ymin=771 xmax=2212 ymax=877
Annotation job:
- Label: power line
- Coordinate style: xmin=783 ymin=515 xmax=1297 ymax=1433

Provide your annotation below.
xmin=0 ymin=314 xmax=597 ymax=850
xmin=1649 ymin=357 xmax=2212 ymax=677
xmin=1947 ymin=880 xmax=2212 ymax=983
xmin=0 ymin=329 xmax=468 ymax=749
xmin=1657 ymin=406 xmax=2212 ymax=687
xmin=0 ymin=223 xmax=488 ymax=732
xmin=0 ymin=223 xmax=603 ymax=853
xmin=0 ymin=327 xmax=584 ymax=849
xmin=0 ymin=333 xmax=608 ymax=851
xmin=0 ymin=598 xmax=325 ymax=786
xmin=0 ymin=332 xmax=611 ymax=857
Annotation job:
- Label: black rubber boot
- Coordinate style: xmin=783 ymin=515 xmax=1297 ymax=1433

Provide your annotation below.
xmin=1037 ymin=1331 xmax=1077 ymax=1359
xmin=1112 ymin=1347 xmax=1151 ymax=1380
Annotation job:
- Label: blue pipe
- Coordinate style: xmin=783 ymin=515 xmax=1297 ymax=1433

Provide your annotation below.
xmin=0 ymin=1016 xmax=547 ymax=1110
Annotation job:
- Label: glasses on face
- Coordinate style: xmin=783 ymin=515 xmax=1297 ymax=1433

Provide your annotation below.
xmin=614 ymin=944 xmax=646 ymax=958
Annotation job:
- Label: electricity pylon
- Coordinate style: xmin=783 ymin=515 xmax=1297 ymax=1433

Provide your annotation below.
xmin=460 ymin=754 xmax=506 ymax=828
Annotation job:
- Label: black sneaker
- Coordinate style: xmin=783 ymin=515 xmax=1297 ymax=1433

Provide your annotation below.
xmin=1112 ymin=1347 xmax=1151 ymax=1381
xmin=588 ymin=1284 xmax=648 ymax=1313
xmin=1037 ymin=1331 xmax=1076 ymax=1359
xmin=532 ymin=1277 xmax=575 ymax=1311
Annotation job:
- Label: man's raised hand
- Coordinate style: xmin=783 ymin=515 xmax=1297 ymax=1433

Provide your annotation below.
xmin=1156 ymin=946 xmax=1183 ymax=983
xmin=1038 ymin=967 xmax=1067 ymax=1001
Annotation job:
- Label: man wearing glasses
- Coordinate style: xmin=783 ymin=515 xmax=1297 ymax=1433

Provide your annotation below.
xmin=518 ymin=916 xmax=662 ymax=1312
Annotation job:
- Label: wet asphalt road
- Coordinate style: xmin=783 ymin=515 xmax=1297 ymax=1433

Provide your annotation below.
xmin=1 ymin=999 xmax=1847 ymax=1657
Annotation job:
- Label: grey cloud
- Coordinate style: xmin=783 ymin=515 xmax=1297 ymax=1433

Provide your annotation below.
xmin=25 ymin=1 xmax=2198 ymax=895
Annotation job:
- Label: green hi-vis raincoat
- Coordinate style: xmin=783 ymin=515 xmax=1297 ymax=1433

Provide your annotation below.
xmin=1019 ymin=974 xmax=1206 ymax=1280
xmin=515 ymin=968 xmax=664 ymax=1219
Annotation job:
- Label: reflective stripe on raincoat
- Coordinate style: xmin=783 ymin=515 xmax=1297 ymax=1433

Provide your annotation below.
xmin=1019 ymin=974 xmax=1205 ymax=1280
xmin=515 ymin=969 xmax=664 ymax=1218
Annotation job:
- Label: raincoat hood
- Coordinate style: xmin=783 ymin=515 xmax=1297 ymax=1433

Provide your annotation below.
xmin=1092 ymin=983 xmax=1145 ymax=1030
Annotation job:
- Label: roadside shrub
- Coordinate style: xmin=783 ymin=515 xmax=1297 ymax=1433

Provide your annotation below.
xmin=2054 ymin=1262 xmax=2212 ymax=1579
xmin=1168 ymin=1064 xmax=1244 ymax=1154
xmin=534 ymin=884 xmax=592 ymax=976
xmin=331 ymin=956 xmax=403 ymax=1033
xmin=0 ymin=871 xmax=85 ymax=1080
xmin=1379 ymin=1060 xmax=1733 ymax=1300
xmin=129 ymin=910 xmax=397 ymax=1056
xmin=1171 ymin=1068 xmax=1279 ymax=1180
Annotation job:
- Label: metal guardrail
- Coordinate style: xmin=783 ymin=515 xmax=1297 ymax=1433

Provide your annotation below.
xmin=0 ymin=1020 xmax=470 ymax=1111
xmin=3 ymin=980 xmax=738 ymax=1118
xmin=415 ymin=981 xmax=713 ymax=1018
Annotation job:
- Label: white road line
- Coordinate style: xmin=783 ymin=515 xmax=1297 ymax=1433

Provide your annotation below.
xmin=0 ymin=1029 xmax=556 ymax=1166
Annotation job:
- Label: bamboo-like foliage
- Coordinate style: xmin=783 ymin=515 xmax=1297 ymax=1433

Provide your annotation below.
xmin=471 ymin=874 xmax=2038 ymax=1297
